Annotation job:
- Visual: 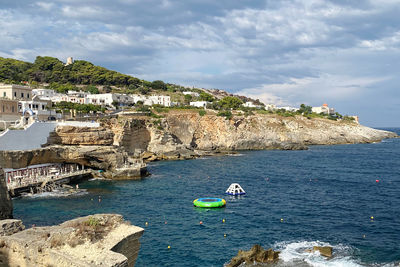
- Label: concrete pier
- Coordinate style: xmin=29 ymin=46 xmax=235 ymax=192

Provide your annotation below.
xmin=5 ymin=164 xmax=94 ymax=197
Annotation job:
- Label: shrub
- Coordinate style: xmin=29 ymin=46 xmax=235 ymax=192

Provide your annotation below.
xmin=198 ymin=110 xmax=206 ymax=116
xmin=217 ymin=110 xmax=232 ymax=120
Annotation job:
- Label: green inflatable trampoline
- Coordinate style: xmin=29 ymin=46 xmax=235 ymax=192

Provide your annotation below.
xmin=193 ymin=197 xmax=226 ymax=208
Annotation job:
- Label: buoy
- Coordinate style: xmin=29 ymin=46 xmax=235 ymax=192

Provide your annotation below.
xmin=168 ymin=245 xmax=171 ymax=249
xmin=165 ymin=221 xmax=167 ymax=224
xmin=370 ymin=216 xmax=374 ymax=220
xmin=376 ymin=179 xmax=380 ymax=183
xmin=222 ymin=219 xmax=225 ymax=223
xmin=199 ymin=221 xmax=203 ymax=225
xmin=225 ymin=183 xmax=246 ymax=195
xmin=363 ymin=234 xmax=366 ymax=238
xmin=224 ymin=234 xmax=227 ymax=238
xmin=280 ymin=218 xmax=284 ymax=222
xmin=145 ymin=222 xmax=148 ymax=226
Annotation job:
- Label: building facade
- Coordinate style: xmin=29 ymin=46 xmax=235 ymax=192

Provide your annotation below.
xmin=0 ymin=84 xmax=32 ymax=101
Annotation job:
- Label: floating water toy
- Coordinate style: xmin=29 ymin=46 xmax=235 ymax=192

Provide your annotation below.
xmin=193 ymin=197 xmax=226 ymax=208
xmin=225 ymin=183 xmax=246 ymax=195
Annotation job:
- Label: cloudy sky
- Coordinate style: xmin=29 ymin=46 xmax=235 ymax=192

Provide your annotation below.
xmin=1 ymin=0 xmax=399 ymax=126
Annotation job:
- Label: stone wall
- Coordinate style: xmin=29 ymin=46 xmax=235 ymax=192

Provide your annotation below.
xmin=0 ymin=168 xmax=12 ymax=219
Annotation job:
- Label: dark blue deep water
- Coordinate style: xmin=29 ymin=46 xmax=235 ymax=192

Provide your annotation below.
xmin=13 ymin=128 xmax=400 ymax=267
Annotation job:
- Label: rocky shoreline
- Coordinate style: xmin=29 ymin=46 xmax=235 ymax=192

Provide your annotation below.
xmin=0 ymin=113 xmax=397 ymax=176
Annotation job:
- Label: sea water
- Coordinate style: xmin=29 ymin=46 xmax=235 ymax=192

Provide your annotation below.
xmin=13 ymin=128 xmax=400 ymax=267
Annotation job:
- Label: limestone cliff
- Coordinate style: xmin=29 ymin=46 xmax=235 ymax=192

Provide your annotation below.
xmin=47 ymin=126 xmax=114 ymax=145
xmin=109 ymin=112 xmax=397 ymax=159
xmin=0 ymin=168 xmax=12 ymax=219
xmin=0 ymin=214 xmax=144 ymax=267
xmin=0 ymin=146 xmax=147 ymax=179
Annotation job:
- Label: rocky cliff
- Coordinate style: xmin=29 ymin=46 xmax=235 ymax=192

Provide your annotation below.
xmin=108 ymin=112 xmax=397 ymax=159
xmin=0 ymin=214 xmax=144 ymax=267
xmin=0 ymin=168 xmax=12 ymax=219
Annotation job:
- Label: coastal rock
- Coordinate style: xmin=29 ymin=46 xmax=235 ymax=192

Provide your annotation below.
xmin=111 ymin=113 xmax=397 ymax=157
xmin=226 ymin=244 xmax=280 ymax=267
xmin=313 ymin=246 xmax=333 ymax=257
xmin=0 ymin=168 xmax=12 ymax=220
xmin=0 ymin=214 xmax=144 ymax=267
xmin=0 ymin=220 xmax=25 ymax=236
xmin=0 ymin=146 xmax=147 ymax=180
xmin=46 ymin=126 xmax=114 ymax=146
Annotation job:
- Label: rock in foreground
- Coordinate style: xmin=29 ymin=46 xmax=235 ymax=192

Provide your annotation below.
xmin=0 ymin=214 xmax=144 ymax=267
xmin=226 ymin=244 xmax=280 ymax=267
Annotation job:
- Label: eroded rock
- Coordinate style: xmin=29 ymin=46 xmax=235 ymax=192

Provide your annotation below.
xmin=0 ymin=214 xmax=144 ymax=267
xmin=226 ymin=244 xmax=280 ymax=267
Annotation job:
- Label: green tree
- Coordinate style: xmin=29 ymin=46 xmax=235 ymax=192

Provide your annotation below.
xmin=151 ymin=80 xmax=167 ymax=90
xmin=219 ymin=96 xmax=243 ymax=110
xmin=199 ymin=92 xmax=214 ymax=102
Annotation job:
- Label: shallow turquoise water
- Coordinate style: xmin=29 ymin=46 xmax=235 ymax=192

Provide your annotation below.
xmin=13 ymin=128 xmax=400 ymax=266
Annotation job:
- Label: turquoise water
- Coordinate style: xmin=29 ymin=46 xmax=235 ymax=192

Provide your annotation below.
xmin=13 ymin=128 xmax=400 ymax=266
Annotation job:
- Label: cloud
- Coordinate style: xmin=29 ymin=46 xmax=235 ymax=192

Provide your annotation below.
xmin=0 ymin=0 xmax=399 ymax=126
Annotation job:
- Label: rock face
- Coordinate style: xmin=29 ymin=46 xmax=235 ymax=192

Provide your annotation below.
xmin=0 ymin=146 xmax=147 ymax=179
xmin=47 ymin=126 xmax=114 ymax=146
xmin=226 ymin=244 xmax=280 ymax=267
xmin=313 ymin=246 xmax=333 ymax=257
xmin=0 ymin=220 xmax=24 ymax=236
xmin=0 ymin=168 xmax=12 ymax=220
xmin=108 ymin=113 xmax=397 ymax=160
xmin=0 ymin=214 xmax=144 ymax=267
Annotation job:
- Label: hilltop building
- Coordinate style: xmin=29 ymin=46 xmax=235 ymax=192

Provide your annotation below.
xmin=65 ymin=57 xmax=74 ymax=66
xmin=312 ymin=103 xmax=335 ymax=115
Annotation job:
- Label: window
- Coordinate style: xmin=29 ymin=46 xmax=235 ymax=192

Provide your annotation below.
xmin=21 ymin=93 xmax=24 ymax=98
xmin=42 ymin=105 xmax=45 ymax=110
xmin=3 ymin=92 xmax=5 ymax=97
xmin=2 ymin=106 xmax=4 ymax=112
xmin=14 ymin=92 xmax=16 ymax=97
xmin=12 ymin=106 xmax=14 ymax=113
xmin=27 ymin=93 xmax=30 ymax=98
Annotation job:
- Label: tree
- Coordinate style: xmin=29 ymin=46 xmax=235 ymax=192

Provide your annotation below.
xmin=184 ymin=94 xmax=192 ymax=104
xmin=199 ymin=92 xmax=214 ymax=102
xmin=151 ymin=80 xmax=167 ymax=91
xmin=219 ymin=96 xmax=243 ymax=110
xmin=298 ymin=104 xmax=312 ymax=115
xmin=84 ymin=85 xmax=99 ymax=94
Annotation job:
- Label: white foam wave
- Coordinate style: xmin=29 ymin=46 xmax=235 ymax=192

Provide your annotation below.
xmin=22 ymin=189 xmax=88 ymax=199
xmin=274 ymin=240 xmax=364 ymax=267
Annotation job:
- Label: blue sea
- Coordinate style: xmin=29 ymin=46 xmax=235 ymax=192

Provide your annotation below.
xmin=13 ymin=128 xmax=400 ymax=267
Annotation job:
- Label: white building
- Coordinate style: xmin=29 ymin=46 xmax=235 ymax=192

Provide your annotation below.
xmin=265 ymin=104 xmax=276 ymax=110
xmin=243 ymin=101 xmax=264 ymax=109
xmin=130 ymin=94 xmax=171 ymax=107
xmin=312 ymin=103 xmax=335 ymax=115
xmin=32 ymin=89 xmax=57 ymax=98
xmin=19 ymin=95 xmax=52 ymax=120
xmin=190 ymin=101 xmax=209 ymax=108
xmin=0 ymin=84 xmax=32 ymax=101
xmin=183 ymin=91 xmax=200 ymax=97
xmin=86 ymin=93 xmax=133 ymax=106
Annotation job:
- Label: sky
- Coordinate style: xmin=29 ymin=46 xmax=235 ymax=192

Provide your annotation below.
xmin=0 ymin=0 xmax=399 ymax=127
